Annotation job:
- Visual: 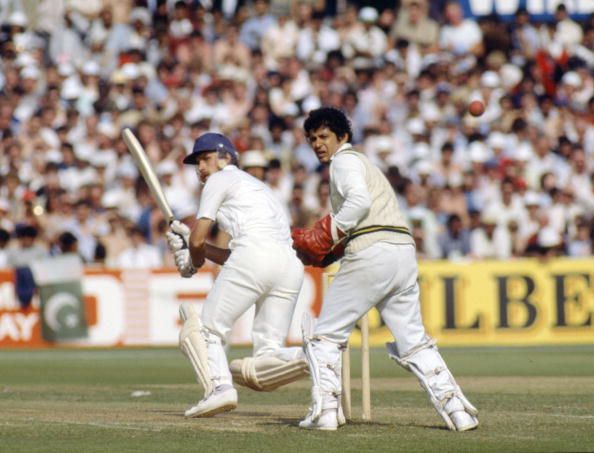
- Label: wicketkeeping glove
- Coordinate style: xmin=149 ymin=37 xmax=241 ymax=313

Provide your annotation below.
xmin=166 ymin=220 xmax=190 ymax=252
xmin=174 ymin=248 xmax=196 ymax=278
xmin=293 ymin=243 xmax=345 ymax=268
xmin=292 ymin=215 xmax=346 ymax=267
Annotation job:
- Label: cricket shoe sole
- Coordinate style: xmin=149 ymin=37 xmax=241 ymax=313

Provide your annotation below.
xmin=185 ymin=388 xmax=238 ymax=418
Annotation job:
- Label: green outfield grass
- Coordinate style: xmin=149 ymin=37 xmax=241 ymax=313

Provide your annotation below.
xmin=1 ymin=346 xmax=593 ymax=453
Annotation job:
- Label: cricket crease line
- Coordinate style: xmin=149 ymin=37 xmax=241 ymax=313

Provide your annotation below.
xmin=524 ymin=412 xmax=594 ymax=420
xmin=46 ymin=420 xmax=164 ymax=432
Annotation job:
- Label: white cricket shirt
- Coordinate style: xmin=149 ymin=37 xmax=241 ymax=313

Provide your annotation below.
xmin=330 ymin=143 xmax=414 ymax=253
xmin=197 ymin=165 xmax=292 ymax=249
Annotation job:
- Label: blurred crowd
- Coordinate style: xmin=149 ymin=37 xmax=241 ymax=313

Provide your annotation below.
xmin=0 ymin=0 xmax=593 ymax=270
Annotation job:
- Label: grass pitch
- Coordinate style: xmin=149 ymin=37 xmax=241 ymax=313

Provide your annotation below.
xmin=1 ymin=346 xmax=593 ymax=453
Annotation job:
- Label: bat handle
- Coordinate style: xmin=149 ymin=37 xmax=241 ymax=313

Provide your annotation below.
xmin=168 ymin=219 xmax=188 ymax=250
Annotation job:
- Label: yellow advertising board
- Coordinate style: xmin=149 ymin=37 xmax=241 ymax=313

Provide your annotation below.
xmin=1 ymin=259 xmax=592 ymax=348
xmin=345 ymin=258 xmax=594 ymax=347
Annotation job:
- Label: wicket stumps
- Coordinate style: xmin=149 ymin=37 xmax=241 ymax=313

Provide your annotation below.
xmin=322 ymin=272 xmax=371 ymax=421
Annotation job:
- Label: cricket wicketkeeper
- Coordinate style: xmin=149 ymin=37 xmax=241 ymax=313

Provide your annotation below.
xmin=292 ymin=107 xmax=479 ymax=431
xmin=166 ymin=132 xmax=308 ymax=417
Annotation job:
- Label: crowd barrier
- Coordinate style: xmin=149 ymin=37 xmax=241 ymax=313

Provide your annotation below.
xmin=0 ymin=257 xmax=592 ymax=348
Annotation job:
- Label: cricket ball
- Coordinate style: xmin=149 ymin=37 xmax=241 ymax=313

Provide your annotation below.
xmin=468 ymin=100 xmax=485 ymax=117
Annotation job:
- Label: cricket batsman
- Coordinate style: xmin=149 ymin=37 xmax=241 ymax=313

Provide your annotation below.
xmin=166 ymin=132 xmax=307 ymax=417
xmin=292 ymin=107 xmax=479 ymax=431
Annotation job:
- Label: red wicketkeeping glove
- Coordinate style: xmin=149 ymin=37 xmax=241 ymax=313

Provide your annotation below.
xmin=292 ymin=215 xmax=346 ymax=267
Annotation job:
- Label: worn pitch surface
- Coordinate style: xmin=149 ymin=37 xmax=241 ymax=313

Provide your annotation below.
xmin=1 ymin=346 xmax=593 ymax=453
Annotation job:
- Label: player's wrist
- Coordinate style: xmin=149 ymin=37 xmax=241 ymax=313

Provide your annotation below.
xmin=329 ymin=215 xmax=346 ymax=243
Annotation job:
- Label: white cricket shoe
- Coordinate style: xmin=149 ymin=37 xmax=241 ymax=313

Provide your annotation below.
xmin=299 ymin=409 xmax=341 ymax=431
xmin=184 ymin=387 xmax=238 ymax=418
xmin=445 ymin=398 xmax=479 ymax=431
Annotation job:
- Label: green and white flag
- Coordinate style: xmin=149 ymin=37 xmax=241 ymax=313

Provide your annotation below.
xmin=30 ymin=254 xmax=88 ymax=342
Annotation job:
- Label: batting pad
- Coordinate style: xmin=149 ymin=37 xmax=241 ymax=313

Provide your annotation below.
xmin=229 ymin=356 xmax=309 ymax=391
xmin=179 ymin=302 xmax=200 ymax=322
xmin=180 ymin=316 xmax=213 ymax=398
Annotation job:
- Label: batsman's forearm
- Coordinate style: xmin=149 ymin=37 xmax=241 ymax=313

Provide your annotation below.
xmin=205 ymin=244 xmax=231 ymax=265
xmin=189 ymin=242 xmax=206 ymax=269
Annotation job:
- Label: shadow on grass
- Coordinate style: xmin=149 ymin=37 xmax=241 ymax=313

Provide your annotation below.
xmin=147 ymin=408 xmax=275 ymax=418
xmin=262 ymin=418 xmax=398 ymax=429
xmin=148 ymin=410 xmax=185 ymax=417
xmin=392 ymin=421 xmax=450 ymax=431
xmin=233 ymin=410 xmax=274 ymax=417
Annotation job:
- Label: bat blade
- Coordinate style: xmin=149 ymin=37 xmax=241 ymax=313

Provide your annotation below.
xmin=122 ymin=128 xmax=174 ymax=222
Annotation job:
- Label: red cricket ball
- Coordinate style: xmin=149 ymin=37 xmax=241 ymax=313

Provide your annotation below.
xmin=468 ymin=100 xmax=485 ymax=117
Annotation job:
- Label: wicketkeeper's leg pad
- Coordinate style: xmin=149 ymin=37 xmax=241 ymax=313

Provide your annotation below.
xmin=229 ymin=355 xmax=309 ymax=391
xmin=179 ymin=303 xmax=213 ymax=398
xmin=387 ymin=338 xmax=479 ymax=431
xmin=301 ymin=313 xmax=345 ymax=424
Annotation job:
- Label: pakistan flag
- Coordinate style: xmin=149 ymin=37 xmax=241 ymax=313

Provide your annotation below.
xmin=30 ymin=254 xmax=88 ymax=342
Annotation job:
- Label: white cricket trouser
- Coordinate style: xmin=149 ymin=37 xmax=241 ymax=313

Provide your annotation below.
xmin=201 ymin=240 xmax=304 ymax=356
xmin=315 ymin=242 xmax=426 ymax=356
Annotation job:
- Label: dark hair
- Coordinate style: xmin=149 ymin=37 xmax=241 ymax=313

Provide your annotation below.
xmin=58 ymin=231 xmax=78 ymax=250
xmin=94 ymin=241 xmax=106 ymax=261
xmin=0 ymin=228 xmax=9 ymax=244
xmin=303 ymin=107 xmax=353 ymax=143
xmin=15 ymin=224 xmax=38 ymax=239
xmin=268 ymin=158 xmax=281 ymax=170
xmin=441 ymin=142 xmax=454 ymax=153
xmin=447 ymin=214 xmax=462 ymax=226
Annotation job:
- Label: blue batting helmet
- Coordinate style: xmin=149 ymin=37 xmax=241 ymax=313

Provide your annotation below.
xmin=183 ymin=133 xmax=238 ymax=165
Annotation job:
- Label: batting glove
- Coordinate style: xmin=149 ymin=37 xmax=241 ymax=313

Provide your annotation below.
xmin=174 ymin=249 xmax=196 ymax=278
xmin=166 ymin=220 xmax=190 ymax=252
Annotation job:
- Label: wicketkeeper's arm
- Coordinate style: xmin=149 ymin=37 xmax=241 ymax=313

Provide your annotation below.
xmin=331 ymin=155 xmax=371 ymax=232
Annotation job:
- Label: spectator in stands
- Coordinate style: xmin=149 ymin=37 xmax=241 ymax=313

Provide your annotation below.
xmin=60 ymin=200 xmax=102 ymax=263
xmin=240 ymin=150 xmax=268 ymax=181
xmin=470 ymin=211 xmax=511 ymax=260
xmin=7 ymin=224 xmax=47 ymax=267
xmin=391 ymin=0 xmax=439 ymax=54
xmin=552 ymin=4 xmax=583 ymax=49
xmin=117 ymin=225 xmax=163 ymax=269
xmin=0 ymin=198 xmax=14 ymax=231
xmin=567 ymin=218 xmax=592 ymax=257
xmin=439 ymin=1 xmax=483 ymax=57
xmin=0 ymin=228 xmax=10 ymax=268
xmin=485 ymin=178 xmax=528 ymax=230
xmin=312 ymin=179 xmax=331 ymax=218
xmin=0 ymin=2 xmax=590 ymax=266
xmin=8 ymin=224 xmax=47 ymax=308
xmin=213 ymin=23 xmax=251 ymax=70
xmin=295 ymin=7 xmax=340 ymax=65
xmin=56 ymin=231 xmax=79 ymax=255
xmin=261 ymin=14 xmax=299 ymax=69
xmin=101 ymin=211 xmax=133 ymax=268
xmin=438 ymin=214 xmax=471 ymax=260
xmin=510 ymin=7 xmax=540 ymax=58
xmin=239 ymin=0 xmax=276 ymax=51
xmin=342 ymin=6 xmax=387 ymax=64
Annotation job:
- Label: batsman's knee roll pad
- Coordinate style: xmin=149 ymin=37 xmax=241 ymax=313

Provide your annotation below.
xmin=387 ymin=338 xmax=478 ymax=431
xmin=229 ymin=356 xmax=309 ymax=391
